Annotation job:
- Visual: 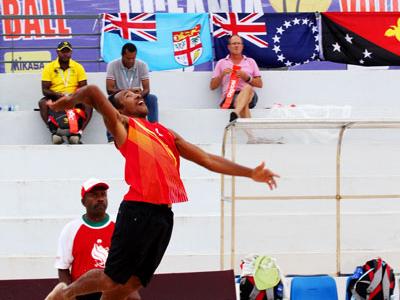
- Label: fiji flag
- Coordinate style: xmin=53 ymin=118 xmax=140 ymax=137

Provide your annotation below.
xmin=212 ymin=13 xmax=320 ymax=68
xmin=102 ymin=13 xmax=212 ymax=71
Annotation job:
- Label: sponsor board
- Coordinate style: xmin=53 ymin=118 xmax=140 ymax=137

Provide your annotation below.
xmin=4 ymin=51 xmax=51 ymax=73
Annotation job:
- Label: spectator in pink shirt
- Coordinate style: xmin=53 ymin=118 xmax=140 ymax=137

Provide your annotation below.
xmin=210 ymin=35 xmax=263 ymax=123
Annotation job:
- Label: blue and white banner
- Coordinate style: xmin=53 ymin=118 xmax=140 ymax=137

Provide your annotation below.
xmin=101 ymin=13 xmax=212 ymax=71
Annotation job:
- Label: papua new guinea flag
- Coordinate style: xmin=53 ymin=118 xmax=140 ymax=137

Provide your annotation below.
xmin=321 ymin=12 xmax=400 ymax=66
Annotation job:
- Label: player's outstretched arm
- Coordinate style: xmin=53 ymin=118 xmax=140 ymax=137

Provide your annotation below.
xmin=173 ymin=131 xmax=279 ymax=190
xmin=47 ymin=85 xmax=128 ymax=147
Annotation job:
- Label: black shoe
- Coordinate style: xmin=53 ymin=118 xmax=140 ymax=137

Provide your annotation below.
xmin=229 ymin=112 xmax=239 ymax=122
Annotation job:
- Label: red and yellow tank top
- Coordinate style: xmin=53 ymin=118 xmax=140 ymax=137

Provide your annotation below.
xmin=119 ymin=118 xmax=188 ymax=205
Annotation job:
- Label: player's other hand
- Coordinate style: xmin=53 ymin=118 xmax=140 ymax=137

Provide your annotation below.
xmin=251 ymin=161 xmax=280 ymax=190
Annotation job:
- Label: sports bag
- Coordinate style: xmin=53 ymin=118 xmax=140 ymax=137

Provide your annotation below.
xmin=48 ymin=107 xmax=86 ymax=135
xmin=239 ymin=255 xmax=286 ymax=300
xmin=347 ymin=258 xmax=395 ymax=300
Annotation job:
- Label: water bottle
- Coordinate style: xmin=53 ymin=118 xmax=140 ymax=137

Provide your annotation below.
xmin=275 ymin=282 xmax=284 ymax=298
xmin=351 ymin=266 xmax=364 ymax=280
xmin=0 ymin=104 xmax=15 ymax=111
xmin=0 ymin=104 xmax=19 ymax=111
xmin=234 ymin=275 xmax=241 ymax=284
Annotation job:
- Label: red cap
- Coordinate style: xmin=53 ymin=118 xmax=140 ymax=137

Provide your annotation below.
xmin=81 ymin=178 xmax=109 ymax=198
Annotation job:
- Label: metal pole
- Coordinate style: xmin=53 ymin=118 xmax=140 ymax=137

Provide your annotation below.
xmin=336 ymin=124 xmax=349 ymax=275
xmin=220 ymin=125 xmax=229 ymax=270
xmin=296 ymin=0 xmax=301 ymax=12
xmin=230 ymin=125 xmax=237 ymax=269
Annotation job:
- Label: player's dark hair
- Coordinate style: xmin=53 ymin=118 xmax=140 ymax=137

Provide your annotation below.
xmin=108 ymin=92 xmax=123 ymax=109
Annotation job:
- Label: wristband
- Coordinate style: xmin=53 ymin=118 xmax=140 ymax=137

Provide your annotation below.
xmin=246 ymin=75 xmax=253 ymax=83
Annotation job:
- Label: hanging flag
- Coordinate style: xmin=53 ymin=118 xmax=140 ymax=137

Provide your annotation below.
xmin=212 ymin=13 xmax=320 ymax=68
xmin=101 ymin=13 xmax=212 ymax=71
xmin=338 ymin=0 xmax=400 ymax=12
xmin=339 ymin=0 xmax=390 ymax=12
xmin=103 ymin=13 xmax=157 ymax=41
xmin=321 ymin=12 xmax=400 ymax=66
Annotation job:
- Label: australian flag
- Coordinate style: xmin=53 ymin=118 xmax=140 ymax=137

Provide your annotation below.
xmin=212 ymin=13 xmax=320 ymax=68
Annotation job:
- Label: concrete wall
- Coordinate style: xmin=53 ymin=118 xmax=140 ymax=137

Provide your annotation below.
xmin=1 ymin=141 xmax=400 ymax=280
xmin=1 ymin=69 xmax=400 ymax=288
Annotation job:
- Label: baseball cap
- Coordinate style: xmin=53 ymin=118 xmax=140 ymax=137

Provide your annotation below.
xmin=81 ymin=178 xmax=109 ymax=198
xmin=57 ymin=41 xmax=72 ymax=51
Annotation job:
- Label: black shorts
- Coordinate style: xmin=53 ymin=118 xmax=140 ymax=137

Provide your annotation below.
xmin=220 ymin=91 xmax=258 ymax=109
xmin=104 ymin=201 xmax=174 ymax=287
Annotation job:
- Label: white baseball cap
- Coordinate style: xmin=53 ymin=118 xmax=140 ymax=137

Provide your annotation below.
xmin=81 ymin=178 xmax=109 ymax=198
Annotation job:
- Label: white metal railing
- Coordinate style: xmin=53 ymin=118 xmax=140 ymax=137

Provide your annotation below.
xmin=220 ymin=118 xmax=400 ymax=275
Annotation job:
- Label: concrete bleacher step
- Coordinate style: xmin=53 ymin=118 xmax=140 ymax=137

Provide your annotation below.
xmin=2 ymin=70 xmax=400 ymax=112
xmin=0 ymin=109 xmax=235 ymax=144
xmin=2 ymin=142 xmax=400 ymax=179
xmin=1 ymin=143 xmax=399 ymax=197
xmin=2 ymin=211 xmax=400 ymax=278
xmin=0 ymin=108 xmax=303 ymax=145
xmin=2 ymin=176 xmax=400 ymax=216
xmin=2 ymin=107 xmax=400 ymax=144
xmin=3 ymin=209 xmax=400 ymax=254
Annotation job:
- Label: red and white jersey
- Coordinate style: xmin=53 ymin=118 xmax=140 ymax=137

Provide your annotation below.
xmin=54 ymin=215 xmax=115 ymax=281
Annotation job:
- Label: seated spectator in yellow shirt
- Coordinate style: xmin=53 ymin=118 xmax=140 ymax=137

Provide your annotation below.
xmin=38 ymin=41 xmax=92 ymax=144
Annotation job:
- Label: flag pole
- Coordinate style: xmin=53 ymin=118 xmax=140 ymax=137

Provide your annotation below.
xmin=296 ymin=0 xmax=301 ymax=12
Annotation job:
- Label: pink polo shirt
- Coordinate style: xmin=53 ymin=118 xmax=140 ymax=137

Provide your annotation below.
xmin=212 ymin=55 xmax=261 ymax=100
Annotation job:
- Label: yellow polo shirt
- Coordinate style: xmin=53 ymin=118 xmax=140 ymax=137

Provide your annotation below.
xmin=41 ymin=59 xmax=87 ymax=95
